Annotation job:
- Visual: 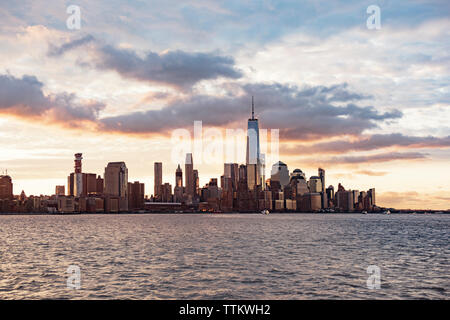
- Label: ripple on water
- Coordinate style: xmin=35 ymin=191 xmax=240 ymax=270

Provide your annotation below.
xmin=0 ymin=213 xmax=449 ymax=299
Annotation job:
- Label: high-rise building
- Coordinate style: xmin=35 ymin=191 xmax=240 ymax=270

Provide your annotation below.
xmin=289 ymin=169 xmax=309 ymax=196
xmin=238 ymin=164 xmax=247 ymax=183
xmin=247 ymin=164 xmax=258 ymax=191
xmin=74 ymin=153 xmax=83 ymax=197
xmin=318 ymin=168 xmax=327 ymax=209
xmin=161 ymin=183 xmax=172 ymax=202
xmin=174 ymin=185 xmax=183 ymax=203
xmin=83 ymin=173 xmax=98 ymax=196
xmin=68 ymin=172 xmax=99 ymax=196
xmin=309 ymin=176 xmax=322 ymax=193
xmin=55 ymin=185 xmax=65 ymax=196
xmin=368 ymin=188 xmax=376 ymax=206
xmin=128 ymin=181 xmax=145 ymax=210
xmin=104 ymin=162 xmax=128 ymax=211
xmin=185 ymin=153 xmax=194 ymax=200
xmin=0 ymin=175 xmax=13 ymax=200
xmin=104 ymin=162 xmax=128 ymax=197
xmin=246 ymin=97 xmax=262 ymax=190
xmin=96 ymin=175 xmax=104 ymax=194
xmin=175 ymin=164 xmax=183 ymax=188
xmin=67 ymin=173 xmax=74 ymax=196
xmin=154 ymin=162 xmax=162 ymax=199
xmin=352 ymin=190 xmax=359 ymax=209
xmin=174 ymin=164 xmax=184 ymax=203
xmin=326 ymin=185 xmax=335 ymax=207
xmin=271 ymin=161 xmax=290 ymax=188
xmin=261 ymin=153 xmax=266 ymax=190
xmin=193 ymin=169 xmax=199 ymax=197
xmin=224 ymin=163 xmax=239 ymax=191
xmin=335 ymin=184 xmax=354 ymax=212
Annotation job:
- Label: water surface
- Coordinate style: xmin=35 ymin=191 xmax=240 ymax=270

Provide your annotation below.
xmin=0 ymin=213 xmax=448 ymax=299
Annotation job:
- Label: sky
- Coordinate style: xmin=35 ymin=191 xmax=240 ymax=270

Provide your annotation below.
xmin=0 ymin=0 xmax=449 ymax=209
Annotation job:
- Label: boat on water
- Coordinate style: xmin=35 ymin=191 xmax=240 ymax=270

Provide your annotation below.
xmin=361 ymin=211 xmax=368 ymax=214
xmin=261 ymin=209 xmax=270 ymax=215
xmin=383 ymin=210 xmax=391 ymax=215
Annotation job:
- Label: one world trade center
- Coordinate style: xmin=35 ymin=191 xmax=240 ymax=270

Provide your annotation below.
xmin=246 ymin=96 xmax=263 ymax=190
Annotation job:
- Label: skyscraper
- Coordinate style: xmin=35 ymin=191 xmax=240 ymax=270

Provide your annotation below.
xmin=154 ymin=162 xmax=162 ymax=199
xmin=128 ymin=181 xmax=145 ymax=210
xmin=271 ymin=161 xmax=290 ymax=188
xmin=318 ymin=168 xmax=327 ymax=209
xmin=309 ymin=176 xmax=322 ymax=193
xmin=104 ymin=162 xmax=129 ymax=211
xmin=161 ymin=183 xmax=172 ymax=202
xmin=104 ymin=162 xmax=128 ymax=197
xmin=185 ymin=153 xmax=194 ymax=200
xmin=82 ymin=173 xmax=97 ymax=196
xmin=224 ymin=163 xmax=239 ymax=191
xmin=175 ymin=164 xmax=183 ymax=188
xmin=290 ymin=169 xmax=309 ymax=196
xmin=174 ymin=164 xmax=184 ymax=203
xmin=326 ymin=185 xmax=335 ymax=207
xmin=193 ymin=169 xmax=199 ymax=197
xmin=55 ymin=185 xmax=65 ymax=196
xmin=74 ymin=153 xmax=83 ymax=197
xmin=0 ymin=175 xmax=13 ymax=200
xmin=246 ymin=96 xmax=262 ymax=190
xmin=96 ymin=175 xmax=104 ymax=194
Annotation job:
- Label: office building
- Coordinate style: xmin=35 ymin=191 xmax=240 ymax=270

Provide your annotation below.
xmin=309 ymin=176 xmax=322 ymax=193
xmin=318 ymin=168 xmax=327 ymax=209
xmin=73 ymin=153 xmax=83 ymax=197
xmin=55 ymin=185 xmax=65 ymax=196
xmin=246 ymin=97 xmax=263 ymax=190
xmin=185 ymin=153 xmax=194 ymax=199
xmin=128 ymin=181 xmax=145 ymax=210
xmin=161 ymin=183 xmax=172 ymax=202
xmin=104 ymin=162 xmax=128 ymax=211
xmin=175 ymin=164 xmax=183 ymax=188
xmin=271 ymin=161 xmax=290 ymax=188
xmin=193 ymin=169 xmax=199 ymax=197
xmin=289 ymin=169 xmax=309 ymax=196
xmin=154 ymin=162 xmax=162 ymax=199
xmin=0 ymin=175 xmax=13 ymax=200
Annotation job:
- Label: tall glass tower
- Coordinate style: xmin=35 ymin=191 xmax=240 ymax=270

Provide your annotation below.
xmin=246 ymin=97 xmax=262 ymax=190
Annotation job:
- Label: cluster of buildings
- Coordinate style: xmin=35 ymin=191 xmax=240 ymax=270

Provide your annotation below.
xmin=147 ymin=157 xmax=376 ymax=213
xmin=0 ymin=158 xmax=145 ymax=214
xmin=146 ymin=99 xmax=377 ymax=213
xmin=0 ymin=99 xmax=377 ymax=214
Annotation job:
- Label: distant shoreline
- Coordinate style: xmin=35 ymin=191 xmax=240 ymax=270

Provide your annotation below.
xmin=0 ymin=211 xmax=448 ymax=216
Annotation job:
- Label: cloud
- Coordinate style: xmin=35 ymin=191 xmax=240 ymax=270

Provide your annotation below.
xmin=377 ymin=191 xmax=450 ymax=210
xmin=0 ymin=74 xmax=104 ymax=127
xmin=48 ymin=35 xmax=243 ymax=89
xmin=304 ymin=151 xmax=428 ymax=165
xmin=0 ymin=72 xmax=399 ymax=140
xmin=356 ymin=170 xmax=389 ymax=176
xmin=434 ymin=196 xmax=450 ymax=201
xmin=98 ymin=82 xmax=401 ymax=139
xmin=47 ymin=34 xmax=95 ymax=57
xmin=283 ymin=133 xmax=450 ymax=154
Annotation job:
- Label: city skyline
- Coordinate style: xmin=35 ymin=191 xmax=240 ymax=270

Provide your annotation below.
xmin=0 ymin=113 xmax=448 ymax=210
xmin=0 ymin=102 xmax=444 ymax=212
xmin=0 ymin=1 xmax=449 ymax=209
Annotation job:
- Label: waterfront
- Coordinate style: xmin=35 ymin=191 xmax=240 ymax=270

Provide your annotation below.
xmin=0 ymin=214 xmax=448 ymax=299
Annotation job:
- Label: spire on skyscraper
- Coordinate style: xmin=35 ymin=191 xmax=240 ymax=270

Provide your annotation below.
xmin=251 ymin=96 xmax=254 ymax=120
